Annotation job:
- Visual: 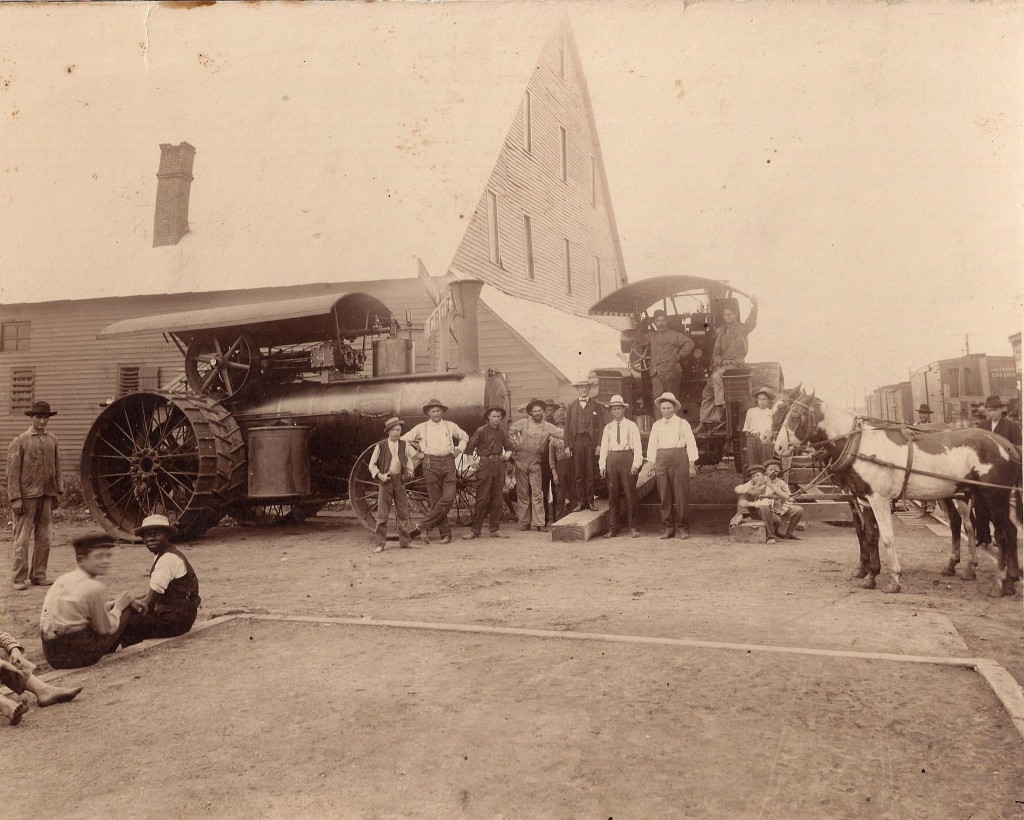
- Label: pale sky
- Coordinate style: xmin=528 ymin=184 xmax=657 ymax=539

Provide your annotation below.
xmin=2 ymin=0 xmax=1022 ymax=404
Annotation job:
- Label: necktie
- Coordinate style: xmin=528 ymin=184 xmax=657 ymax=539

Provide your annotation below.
xmin=616 ymin=421 xmax=620 ymax=444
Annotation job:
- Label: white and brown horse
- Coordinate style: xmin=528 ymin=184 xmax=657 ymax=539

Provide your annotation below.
xmin=774 ymin=391 xmax=1021 ymax=597
xmin=769 ymin=387 xmax=979 ymax=585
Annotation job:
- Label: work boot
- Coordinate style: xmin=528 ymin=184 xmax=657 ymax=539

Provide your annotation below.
xmin=677 ymin=528 xmax=690 ymax=540
xmin=462 ymin=531 xmax=481 ymax=540
xmin=630 ymin=528 xmax=641 ymax=538
xmin=489 ymin=531 xmax=509 ymax=539
xmin=603 ymin=530 xmax=619 ymax=539
xmin=659 ymin=530 xmax=674 ymax=540
xmin=439 ymin=534 xmax=452 ymax=545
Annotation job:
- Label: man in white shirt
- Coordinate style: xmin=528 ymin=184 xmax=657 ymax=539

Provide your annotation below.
xmin=645 ymin=392 xmax=699 ymax=539
xmin=598 ymin=395 xmax=643 ymax=538
xmin=401 ymin=398 xmax=468 ymax=544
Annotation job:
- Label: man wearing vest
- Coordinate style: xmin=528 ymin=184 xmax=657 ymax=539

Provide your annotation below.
xmin=119 ymin=514 xmax=202 ymax=647
xmin=402 ymin=398 xmax=469 ymax=544
xmin=646 ymin=392 xmax=699 ymax=539
xmin=463 ymin=405 xmax=515 ymax=540
xmin=598 ymin=395 xmax=643 ymax=538
xmin=369 ymin=417 xmax=419 ymax=552
xmin=565 ymin=378 xmax=605 ymax=511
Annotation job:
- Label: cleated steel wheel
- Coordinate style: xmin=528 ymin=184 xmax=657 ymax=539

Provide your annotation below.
xmin=81 ymin=391 xmax=246 ymax=540
xmin=184 ymin=330 xmax=259 ymax=402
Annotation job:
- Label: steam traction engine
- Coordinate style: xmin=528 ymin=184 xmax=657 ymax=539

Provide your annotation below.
xmin=81 ymin=280 xmax=508 ymax=539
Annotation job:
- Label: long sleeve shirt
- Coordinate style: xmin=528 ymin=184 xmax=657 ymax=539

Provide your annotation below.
xmin=742 ymin=406 xmax=774 ymax=438
xmin=466 ymin=424 xmax=514 ymax=458
xmin=368 ymin=440 xmax=404 ymax=478
xmin=510 ymin=418 xmax=563 ymax=463
xmin=645 ymin=415 xmax=699 ymax=465
xmin=7 ymin=427 xmax=63 ymax=501
xmin=712 ymin=304 xmax=758 ymax=367
xmin=599 ymin=417 xmax=643 ymax=472
xmin=549 ymin=431 xmax=571 ymax=472
xmin=401 ymin=419 xmax=468 ymax=456
xmin=646 ymin=328 xmax=695 ymax=375
xmin=40 ymin=568 xmax=122 ymax=639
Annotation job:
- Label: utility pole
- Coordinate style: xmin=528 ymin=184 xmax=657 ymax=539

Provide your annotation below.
xmin=951 ymin=333 xmax=982 ymax=356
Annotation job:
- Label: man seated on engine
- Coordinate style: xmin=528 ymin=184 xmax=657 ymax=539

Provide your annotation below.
xmin=695 ymin=295 xmax=758 ymax=437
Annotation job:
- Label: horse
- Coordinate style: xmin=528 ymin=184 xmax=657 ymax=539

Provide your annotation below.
xmin=768 ymin=387 xmax=980 ymax=584
xmin=774 ymin=390 xmax=1021 ymax=597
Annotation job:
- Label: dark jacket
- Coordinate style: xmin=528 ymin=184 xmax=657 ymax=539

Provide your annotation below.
xmin=988 ymin=417 xmax=1022 ymax=447
xmin=565 ymin=398 xmax=606 ymax=441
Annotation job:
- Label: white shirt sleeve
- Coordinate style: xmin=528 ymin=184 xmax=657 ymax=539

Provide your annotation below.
xmin=598 ymin=423 xmax=610 ymax=472
xmin=645 ymin=421 xmax=659 ymax=464
xmin=630 ymin=421 xmax=643 ymax=470
xmin=681 ymin=419 xmax=699 ymax=459
xmin=150 ymin=552 xmax=187 ymax=594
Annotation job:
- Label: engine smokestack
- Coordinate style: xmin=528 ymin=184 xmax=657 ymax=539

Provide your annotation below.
xmin=448 ymin=278 xmax=484 ymax=372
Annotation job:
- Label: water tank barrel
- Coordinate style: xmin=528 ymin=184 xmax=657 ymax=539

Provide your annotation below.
xmin=247 ymin=425 xmax=312 ymax=498
xmin=372 ymin=338 xmax=415 ymax=377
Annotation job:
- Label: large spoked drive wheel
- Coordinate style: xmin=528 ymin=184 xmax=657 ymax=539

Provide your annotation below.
xmin=81 ymin=391 xmax=246 ymax=540
xmin=628 ymin=341 xmax=652 ymax=373
xmin=185 ymin=330 xmax=259 ymax=402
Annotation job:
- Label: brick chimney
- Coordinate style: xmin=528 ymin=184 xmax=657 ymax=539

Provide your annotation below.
xmin=153 ymin=142 xmax=196 ymax=247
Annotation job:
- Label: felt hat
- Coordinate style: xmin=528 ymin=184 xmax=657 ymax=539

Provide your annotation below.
xmin=654 ymin=392 xmax=681 ymax=410
xmin=746 ymin=463 xmax=765 ymax=478
xmin=607 ymin=394 xmax=628 ymax=408
xmin=917 ymin=404 xmax=933 ymax=415
xmin=72 ymin=531 xmax=116 ymax=555
xmin=25 ymin=400 xmax=57 ymax=417
xmin=132 ymin=514 xmax=178 ymax=538
xmin=484 ymin=405 xmax=507 ymax=419
xmin=524 ymin=397 xmax=547 ymax=413
xmin=422 ymin=397 xmax=449 ymax=414
xmin=383 ymin=416 xmax=404 ymax=432
xmin=984 ymin=395 xmax=1006 ymax=409
xmin=751 ymin=387 xmax=777 ymax=401
xmin=651 ymin=309 xmax=667 ymax=319
xmin=543 ymin=398 xmax=557 ymax=409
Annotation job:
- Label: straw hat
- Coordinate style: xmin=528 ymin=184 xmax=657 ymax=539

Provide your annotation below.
xmin=654 ymin=392 xmax=681 ymax=410
xmin=132 ymin=514 xmax=178 ymax=537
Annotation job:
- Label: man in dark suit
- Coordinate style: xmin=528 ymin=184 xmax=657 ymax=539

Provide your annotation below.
xmin=974 ymin=395 xmax=1021 ymax=548
xmin=564 ymin=379 xmax=605 ymax=511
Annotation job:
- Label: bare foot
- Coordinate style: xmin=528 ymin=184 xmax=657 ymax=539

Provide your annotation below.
xmin=1 ymin=696 xmax=28 ymax=726
xmin=36 ymin=684 xmax=84 ymax=708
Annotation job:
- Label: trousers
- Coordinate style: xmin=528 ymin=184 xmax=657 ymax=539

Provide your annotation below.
xmin=12 ymin=495 xmax=53 ymax=585
xmin=375 ymin=473 xmax=413 ymax=546
xmin=553 ymin=458 xmax=575 ymax=521
xmin=605 ymin=451 xmax=638 ymax=531
xmin=120 ymin=603 xmax=199 ymax=649
xmin=651 ymin=369 xmax=681 ymax=404
xmin=419 ymin=455 xmax=456 ymax=536
xmin=699 ymin=367 xmax=730 ymax=423
xmin=41 ymin=609 xmax=131 ymax=670
xmin=515 ymin=458 xmax=545 ymax=528
xmin=655 ymin=447 xmax=690 ymax=532
xmin=572 ymin=433 xmax=597 ymax=505
xmin=470 ymin=458 xmax=505 ymax=534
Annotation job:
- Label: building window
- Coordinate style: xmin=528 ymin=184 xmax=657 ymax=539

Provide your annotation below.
xmin=118 ymin=364 xmax=159 ymax=397
xmin=590 ymin=156 xmax=596 ymax=206
xmin=524 ymin=215 xmax=535 ymax=280
xmin=10 ymin=368 xmax=34 ymax=413
xmin=523 ymin=91 xmax=532 ymax=153
xmin=1 ymin=321 xmax=31 ymax=353
xmin=559 ymin=126 xmax=567 ymax=183
xmin=487 ymin=190 xmax=501 ymax=266
xmin=564 ymin=238 xmax=572 ymax=295
xmin=595 ymin=256 xmax=602 ymax=300
xmin=948 ymin=368 xmax=960 ymax=398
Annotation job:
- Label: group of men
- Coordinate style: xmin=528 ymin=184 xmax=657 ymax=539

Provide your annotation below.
xmin=731 ymin=460 xmax=804 ymax=545
xmin=5 ymin=400 xmax=202 ymax=726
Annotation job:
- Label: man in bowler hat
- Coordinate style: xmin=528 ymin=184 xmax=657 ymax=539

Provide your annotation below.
xmin=7 ymin=400 xmax=63 ymax=590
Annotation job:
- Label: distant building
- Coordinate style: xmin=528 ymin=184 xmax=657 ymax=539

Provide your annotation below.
xmin=865 ymin=382 xmax=912 ymax=423
xmin=1 ymin=14 xmax=630 ymax=479
xmin=909 ymin=353 xmax=1019 ymax=423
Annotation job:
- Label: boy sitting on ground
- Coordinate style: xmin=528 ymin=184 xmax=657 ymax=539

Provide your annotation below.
xmin=1 ymin=630 xmax=82 ymax=726
xmin=732 ymin=463 xmax=779 ymax=544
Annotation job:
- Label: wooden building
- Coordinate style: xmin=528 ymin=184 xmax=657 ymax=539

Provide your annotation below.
xmin=1 ymin=8 xmax=630 ymax=479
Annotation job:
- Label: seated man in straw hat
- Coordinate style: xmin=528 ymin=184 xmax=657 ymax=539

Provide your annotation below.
xmin=39 ymin=533 xmax=137 ymax=669
xmin=119 ymin=514 xmax=202 ymax=647
xmin=1 ymin=628 xmax=82 ymax=726
xmin=368 ymin=416 xmax=420 ymax=553
xmin=598 ymin=395 xmax=642 ymax=538
xmin=401 ymin=398 xmax=469 ymax=544
xmin=646 ymin=392 xmax=699 ymax=540
xmin=7 ymin=399 xmax=63 ymax=591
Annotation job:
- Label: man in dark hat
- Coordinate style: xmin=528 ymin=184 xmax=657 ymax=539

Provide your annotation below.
xmin=369 ymin=417 xmax=419 ymax=552
xmin=39 ymin=532 xmax=137 ymax=669
xmin=916 ymin=404 xmax=934 ymax=424
xmin=7 ymin=400 xmax=63 ymax=590
xmin=510 ymin=398 xmax=564 ymax=532
xmin=401 ymin=399 xmax=469 ymax=544
xmin=463 ymin=405 xmax=515 ymax=540
xmin=981 ymin=395 xmax=1021 ymax=446
xmin=695 ymin=295 xmax=759 ymax=437
xmin=119 ymin=514 xmax=202 ymax=646
xmin=643 ymin=309 xmax=695 ymax=407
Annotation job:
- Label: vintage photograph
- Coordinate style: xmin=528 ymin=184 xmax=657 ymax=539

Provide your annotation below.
xmin=1 ymin=1 xmax=1022 ymax=817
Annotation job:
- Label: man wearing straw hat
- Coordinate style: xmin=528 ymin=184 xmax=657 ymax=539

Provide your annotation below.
xmin=368 ymin=417 xmax=419 ymax=552
xmin=646 ymin=392 xmax=699 ymax=539
xmin=598 ymin=395 xmax=642 ymax=538
xmin=402 ymin=398 xmax=469 ymax=544
xmin=119 ymin=514 xmax=202 ymax=646
xmin=7 ymin=400 xmax=63 ymax=591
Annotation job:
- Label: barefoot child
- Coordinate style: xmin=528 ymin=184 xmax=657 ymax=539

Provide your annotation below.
xmin=2 ymin=630 xmax=82 ymax=726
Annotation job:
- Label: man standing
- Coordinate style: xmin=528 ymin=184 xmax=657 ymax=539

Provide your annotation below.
xmin=549 ymin=404 xmax=575 ymax=522
xmin=565 ymin=379 xmax=604 ymax=512
xmin=401 ymin=398 xmax=468 ymax=545
xmin=598 ymin=395 xmax=643 ymax=539
xmin=39 ymin=533 xmax=137 ymax=669
xmin=463 ymin=406 xmax=514 ymax=540
xmin=7 ymin=400 xmax=63 ymax=591
xmin=695 ymin=296 xmax=758 ymax=437
xmin=510 ymin=399 xmax=564 ymax=532
xmin=540 ymin=399 xmax=559 ymax=524
xmin=646 ymin=392 xmax=699 ymax=539
xmin=974 ymin=396 xmax=1021 ymax=547
xmin=368 ymin=417 xmax=419 ymax=552
xmin=644 ymin=309 xmax=695 ymax=403
xmin=120 ymin=514 xmax=202 ymax=646
xmin=916 ymin=404 xmax=934 ymax=424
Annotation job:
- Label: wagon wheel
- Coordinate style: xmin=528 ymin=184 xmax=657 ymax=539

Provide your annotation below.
xmin=628 ymin=340 xmax=652 ymax=373
xmin=184 ymin=330 xmax=260 ymax=402
xmin=452 ymin=454 xmax=480 ymax=526
xmin=349 ymin=444 xmax=431 ymax=534
xmin=81 ymin=391 xmax=246 ymax=540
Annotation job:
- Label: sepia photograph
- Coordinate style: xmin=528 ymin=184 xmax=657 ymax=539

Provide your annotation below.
xmin=1 ymin=0 xmax=1022 ymax=817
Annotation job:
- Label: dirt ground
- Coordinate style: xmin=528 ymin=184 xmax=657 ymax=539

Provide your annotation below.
xmin=1 ymin=507 xmax=1022 ymax=818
